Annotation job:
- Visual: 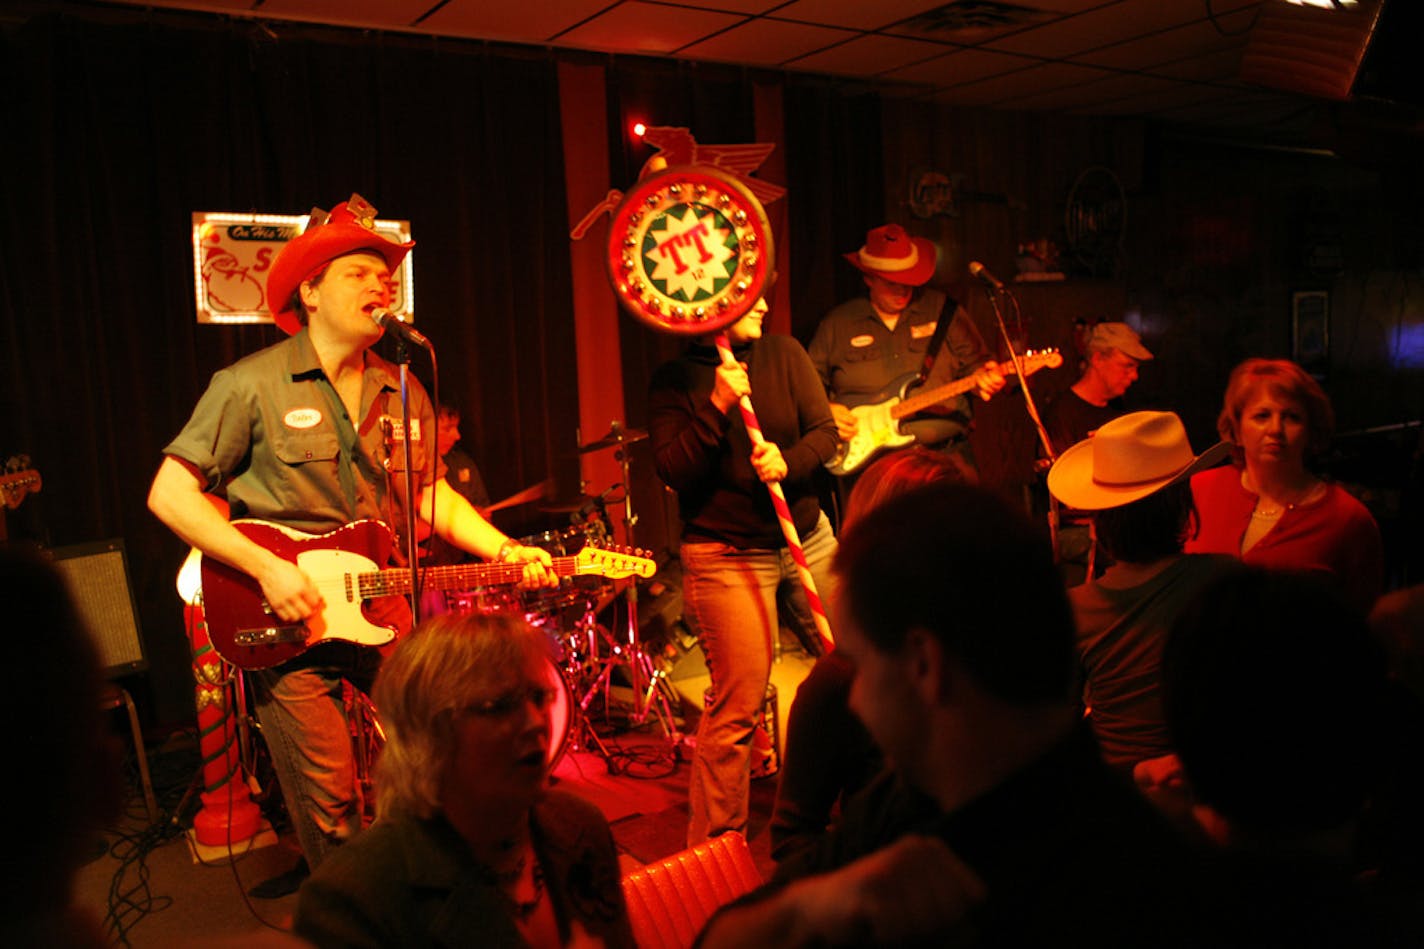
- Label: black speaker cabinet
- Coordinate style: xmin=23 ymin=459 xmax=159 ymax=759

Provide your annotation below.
xmin=50 ymin=539 xmax=147 ymax=678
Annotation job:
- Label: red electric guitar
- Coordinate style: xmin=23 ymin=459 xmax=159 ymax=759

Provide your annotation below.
xmin=200 ymin=519 xmax=656 ymax=669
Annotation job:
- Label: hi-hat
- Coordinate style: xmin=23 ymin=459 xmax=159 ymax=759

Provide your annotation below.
xmin=579 ymin=425 xmax=648 ymax=454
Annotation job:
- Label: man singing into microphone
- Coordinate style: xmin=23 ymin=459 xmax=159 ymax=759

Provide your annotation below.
xmin=808 ymin=224 xmax=1005 ymax=489
xmin=148 ymin=194 xmax=554 ymax=893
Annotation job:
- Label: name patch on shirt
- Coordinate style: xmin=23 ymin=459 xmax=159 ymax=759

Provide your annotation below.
xmin=910 ymin=322 xmax=936 ymax=339
xmin=284 ymin=408 xmax=323 ymax=429
xmin=383 ymin=417 xmax=423 ymax=441
xmin=850 ymin=334 xmax=876 ymax=348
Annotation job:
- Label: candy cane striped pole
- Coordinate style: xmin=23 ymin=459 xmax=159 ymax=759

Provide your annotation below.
xmin=716 ymin=335 xmax=834 ymax=651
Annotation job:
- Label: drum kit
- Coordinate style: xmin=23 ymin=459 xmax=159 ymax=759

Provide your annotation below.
xmin=442 ymin=421 xmax=683 ymax=770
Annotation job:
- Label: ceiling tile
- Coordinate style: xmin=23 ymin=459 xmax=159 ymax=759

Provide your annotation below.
xmin=1072 ymin=22 xmax=1246 ymax=72
xmin=984 ymin=0 xmax=1231 ymax=59
xmin=788 ymin=33 xmax=950 ymax=76
xmin=416 ymin=0 xmax=617 ymax=42
xmin=769 ymin=0 xmax=949 ymax=32
xmin=880 ymin=47 xmax=1030 ymax=86
xmin=258 ymin=0 xmax=432 ymax=31
xmin=1147 ymin=47 xmax=1246 ymax=83
xmin=679 ymin=18 xmax=855 ymax=66
xmin=107 ymin=0 xmax=253 ymax=11
xmin=558 ymin=1 xmax=747 ymax=54
xmin=679 ymin=0 xmax=789 ymax=12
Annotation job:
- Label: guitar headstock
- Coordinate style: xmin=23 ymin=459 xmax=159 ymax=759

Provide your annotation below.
xmin=0 ymin=455 xmax=40 ymax=510
xmin=1021 ymin=348 xmax=1064 ymax=371
xmin=575 ymin=542 xmax=657 ymax=579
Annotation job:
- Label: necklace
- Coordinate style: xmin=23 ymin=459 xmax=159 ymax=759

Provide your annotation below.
xmin=1244 ymin=472 xmax=1325 ymax=520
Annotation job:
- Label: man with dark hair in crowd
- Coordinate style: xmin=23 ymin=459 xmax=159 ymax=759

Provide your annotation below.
xmin=1 ymin=546 xmax=121 ymax=948
xmin=1144 ymin=566 xmax=1415 ymax=946
xmin=701 ymin=481 xmax=1204 ymax=947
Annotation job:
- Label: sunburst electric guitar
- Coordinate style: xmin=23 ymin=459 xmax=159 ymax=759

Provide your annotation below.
xmin=826 ymin=349 xmax=1063 ymax=476
xmin=200 ymin=519 xmax=656 ymax=669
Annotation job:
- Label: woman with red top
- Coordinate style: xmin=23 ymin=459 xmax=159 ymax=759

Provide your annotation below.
xmin=1185 ymin=358 xmax=1383 ymax=611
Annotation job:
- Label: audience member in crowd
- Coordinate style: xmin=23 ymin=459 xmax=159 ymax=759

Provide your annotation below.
xmin=1147 ymin=567 xmax=1409 ymax=946
xmin=701 ymin=483 xmax=1204 ymax=947
xmin=1047 ymin=411 xmax=1233 ymax=771
xmin=295 ymin=613 xmax=633 ymax=948
xmin=0 ymin=545 xmax=121 ymax=949
xmin=1185 ymin=357 xmax=1383 ymax=611
xmin=770 ymin=447 xmax=960 ymax=864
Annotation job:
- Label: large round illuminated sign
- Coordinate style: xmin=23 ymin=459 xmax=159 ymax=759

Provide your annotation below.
xmin=605 ymin=165 xmax=775 ymax=337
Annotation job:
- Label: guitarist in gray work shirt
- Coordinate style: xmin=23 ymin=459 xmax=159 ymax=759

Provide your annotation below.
xmin=808 ymin=223 xmax=1005 ymax=492
xmin=147 ymin=194 xmax=556 ymax=893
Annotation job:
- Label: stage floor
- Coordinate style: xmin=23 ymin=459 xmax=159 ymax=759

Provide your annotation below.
xmin=73 ymin=645 xmax=815 ymax=946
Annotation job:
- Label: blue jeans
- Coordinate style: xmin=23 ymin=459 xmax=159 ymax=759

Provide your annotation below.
xmin=681 ymin=513 xmax=838 ymax=845
xmin=250 ymin=642 xmax=380 ymax=869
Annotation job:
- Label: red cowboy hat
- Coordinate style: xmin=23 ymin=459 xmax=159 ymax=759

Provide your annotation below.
xmin=265 ymin=194 xmax=415 ymax=336
xmin=843 ymin=223 xmax=936 ymax=287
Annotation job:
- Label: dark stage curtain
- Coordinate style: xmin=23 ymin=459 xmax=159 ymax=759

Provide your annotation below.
xmin=783 ymin=79 xmax=883 ymax=346
xmin=0 ymin=12 xmax=575 ymax=725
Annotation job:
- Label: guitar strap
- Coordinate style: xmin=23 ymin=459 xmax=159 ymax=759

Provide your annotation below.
xmin=914 ymin=294 xmax=959 ymax=387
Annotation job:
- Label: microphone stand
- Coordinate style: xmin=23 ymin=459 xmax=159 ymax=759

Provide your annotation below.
xmin=975 ymin=279 xmax=1062 ymax=557
xmin=393 ymin=337 xmax=423 ymax=623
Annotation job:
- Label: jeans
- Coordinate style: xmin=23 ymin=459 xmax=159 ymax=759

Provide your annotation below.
xmin=249 ymin=642 xmax=380 ymax=869
xmin=681 ymin=513 xmax=838 ymax=845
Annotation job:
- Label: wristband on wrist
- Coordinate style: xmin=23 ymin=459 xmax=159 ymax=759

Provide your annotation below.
xmin=496 ymin=538 xmax=519 ymax=563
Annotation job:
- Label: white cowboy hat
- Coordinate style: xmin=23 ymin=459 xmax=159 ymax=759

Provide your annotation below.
xmin=1047 ymin=411 xmax=1230 ymax=511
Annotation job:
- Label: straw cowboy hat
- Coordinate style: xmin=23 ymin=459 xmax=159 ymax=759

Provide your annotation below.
xmin=843 ymin=223 xmax=937 ymax=287
xmin=266 ymin=194 xmax=415 ymax=336
xmin=1047 ymin=411 xmax=1229 ymax=510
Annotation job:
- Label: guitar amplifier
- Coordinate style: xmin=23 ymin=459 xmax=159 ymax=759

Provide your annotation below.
xmin=50 ymin=539 xmax=148 ymax=679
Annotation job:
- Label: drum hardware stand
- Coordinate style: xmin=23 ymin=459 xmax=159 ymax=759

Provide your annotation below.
xmin=571 ymin=422 xmax=684 ymax=762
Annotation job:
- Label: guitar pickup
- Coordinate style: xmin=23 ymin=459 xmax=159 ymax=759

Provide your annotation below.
xmin=234 ymin=625 xmax=308 ymax=647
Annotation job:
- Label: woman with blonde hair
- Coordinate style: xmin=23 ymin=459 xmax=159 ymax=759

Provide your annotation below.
xmin=1185 ymin=358 xmax=1382 ymax=611
xmin=295 ymin=613 xmax=632 ymax=948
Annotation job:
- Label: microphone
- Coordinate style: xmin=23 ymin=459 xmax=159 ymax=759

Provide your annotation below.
xmin=967 ymin=261 xmax=1005 ymax=291
xmin=370 ymin=308 xmax=431 ymax=349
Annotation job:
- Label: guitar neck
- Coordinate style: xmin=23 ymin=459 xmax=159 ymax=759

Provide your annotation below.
xmin=360 ymin=556 xmax=581 ymax=599
xmin=891 ymin=364 xmax=1022 ymax=420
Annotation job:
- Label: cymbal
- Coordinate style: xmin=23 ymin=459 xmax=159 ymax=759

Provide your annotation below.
xmin=539 ymin=494 xmax=601 ymax=514
xmin=579 ymin=427 xmax=648 ymax=454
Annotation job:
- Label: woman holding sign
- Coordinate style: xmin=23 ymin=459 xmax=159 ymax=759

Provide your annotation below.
xmin=649 ymin=296 xmax=841 ymax=845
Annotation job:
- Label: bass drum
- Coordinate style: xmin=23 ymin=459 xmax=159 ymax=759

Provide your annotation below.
xmin=518 ymin=525 xmax=603 ymax=616
xmin=542 ymin=652 xmax=575 ymax=769
xmin=442 ymin=587 xmax=520 ymax=615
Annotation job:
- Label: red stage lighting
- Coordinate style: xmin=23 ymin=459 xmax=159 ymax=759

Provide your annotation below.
xmin=632 ymin=121 xmax=647 ymax=138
